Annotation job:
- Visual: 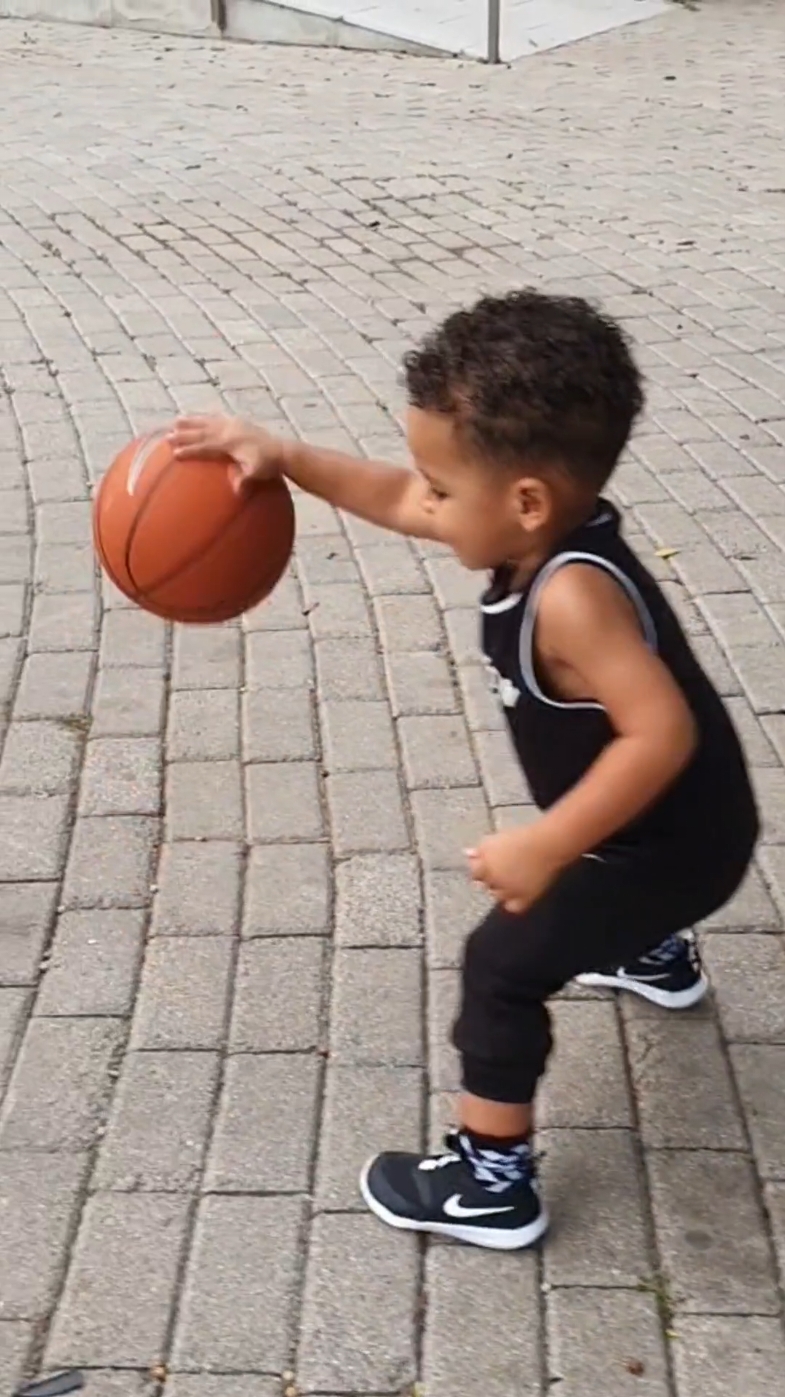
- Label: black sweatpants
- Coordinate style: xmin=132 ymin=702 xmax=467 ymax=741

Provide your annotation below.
xmin=453 ymin=837 xmax=754 ymax=1104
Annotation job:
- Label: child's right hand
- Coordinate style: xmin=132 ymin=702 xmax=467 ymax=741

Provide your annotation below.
xmin=167 ymin=415 xmax=289 ymax=493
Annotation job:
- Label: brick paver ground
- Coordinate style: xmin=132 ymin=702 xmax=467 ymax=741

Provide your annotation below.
xmin=1 ymin=4 xmax=785 ymax=1394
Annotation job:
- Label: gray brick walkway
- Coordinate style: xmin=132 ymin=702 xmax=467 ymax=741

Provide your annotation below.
xmin=1 ymin=4 xmax=785 ymax=1394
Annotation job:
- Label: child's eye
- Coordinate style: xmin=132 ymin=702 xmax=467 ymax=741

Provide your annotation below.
xmin=429 ymin=484 xmax=448 ymax=502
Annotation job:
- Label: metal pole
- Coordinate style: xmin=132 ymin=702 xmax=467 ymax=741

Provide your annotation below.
xmin=487 ymin=0 xmax=501 ymax=63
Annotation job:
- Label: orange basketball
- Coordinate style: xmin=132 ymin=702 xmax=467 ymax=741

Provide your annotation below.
xmin=93 ymin=433 xmax=295 ymax=623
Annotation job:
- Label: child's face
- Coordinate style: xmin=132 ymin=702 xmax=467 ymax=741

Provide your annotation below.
xmin=407 ymin=407 xmax=552 ymax=572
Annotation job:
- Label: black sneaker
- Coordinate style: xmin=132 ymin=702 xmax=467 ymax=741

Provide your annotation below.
xmin=359 ymin=1132 xmax=548 ymax=1251
xmin=576 ymin=931 xmax=708 ymax=1009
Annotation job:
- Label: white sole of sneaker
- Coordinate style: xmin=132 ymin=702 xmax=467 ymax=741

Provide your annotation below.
xmin=575 ymin=970 xmax=709 ymax=1009
xmin=359 ymin=1161 xmax=549 ymax=1251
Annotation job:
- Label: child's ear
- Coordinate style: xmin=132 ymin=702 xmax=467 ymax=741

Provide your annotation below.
xmin=513 ymin=476 xmax=552 ymax=532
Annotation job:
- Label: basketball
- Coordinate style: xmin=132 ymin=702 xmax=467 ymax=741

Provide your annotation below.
xmin=93 ymin=433 xmax=295 ymax=623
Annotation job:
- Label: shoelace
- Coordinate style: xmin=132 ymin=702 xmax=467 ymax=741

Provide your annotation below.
xmin=418 ymin=1134 xmax=461 ymax=1172
xmin=640 ymin=932 xmax=691 ymax=968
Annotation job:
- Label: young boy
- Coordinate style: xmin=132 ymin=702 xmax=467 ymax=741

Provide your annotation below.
xmin=169 ymin=290 xmax=759 ymax=1251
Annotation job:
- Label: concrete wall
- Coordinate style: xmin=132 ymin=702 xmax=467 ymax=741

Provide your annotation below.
xmin=0 ymin=0 xmax=217 ymax=36
xmin=226 ymin=0 xmax=436 ymax=54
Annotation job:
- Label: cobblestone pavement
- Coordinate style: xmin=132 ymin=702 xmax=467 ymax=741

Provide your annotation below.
xmin=1 ymin=4 xmax=785 ymax=1395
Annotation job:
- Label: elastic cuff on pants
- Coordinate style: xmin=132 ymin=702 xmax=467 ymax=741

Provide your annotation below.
xmin=461 ymin=1052 xmax=539 ymax=1105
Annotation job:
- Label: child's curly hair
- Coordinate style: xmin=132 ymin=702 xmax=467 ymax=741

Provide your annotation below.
xmin=404 ymin=289 xmax=644 ymax=490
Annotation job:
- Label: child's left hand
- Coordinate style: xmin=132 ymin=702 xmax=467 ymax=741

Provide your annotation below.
xmin=466 ymin=826 xmax=563 ymax=915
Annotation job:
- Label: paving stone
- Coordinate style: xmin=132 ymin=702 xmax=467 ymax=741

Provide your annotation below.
xmin=246 ymin=760 xmax=324 ymax=841
xmin=0 ymin=536 xmax=30 ymax=586
xmin=151 ymin=841 xmax=242 ymax=936
xmin=752 ymin=766 xmax=785 ymax=842
xmin=327 ymin=769 xmax=408 ymax=854
xmin=0 ymin=584 xmax=24 ymax=640
xmin=62 ymin=816 xmax=158 ymax=910
xmin=727 ymin=642 xmax=785 ymax=713
xmin=100 ymin=609 xmax=167 ymax=668
xmin=0 ymin=793 xmax=71 ymax=881
xmin=315 ymin=1063 xmax=423 ymax=1212
xmin=335 ymin=852 xmax=420 ymax=947
xmin=428 ymin=967 xmax=460 ymax=1092
xmin=730 ymin=1044 xmax=785 ymax=1179
xmin=702 ymin=932 xmax=785 ymax=1041
xmin=35 ymin=541 xmax=95 ymax=594
xmin=172 ymin=625 xmax=241 ymax=689
xmin=243 ymin=842 xmax=330 ymax=936
xmin=548 ymin=1289 xmax=669 ymax=1397
xmin=0 ymin=1017 xmax=123 ymax=1152
xmin=374 ymin=592 xmax=442 ymax=652
xmin=94 ymin=1050 xmax=219 ymax=1192
xmin=243 ymin=685 xmax=315 ymax=762
xmin=46 ymin=1194 xmax=190 ymax=1368
xmin=243 ymin=570 xmax=305 ymax=632
xmin=671 ymin=1315 xmax=785 ymax=1397
xmin=0 ymin=1156 xmax=88 ymax=1318
xmin=330 ymin=947 xmax=422 ymax=1066
xmin=172 ymin=1196 xmax=304 ymax=1372
xmin=167 ymin=1381 xmax=278 ymax=1397
xmin=307 ymin=580 xmax=372 ymax=639
xmin=314 ymin=635 xmax=386 ymax=700
xmin=298 ymin=1213 xmax=417 ymax=1394
xmin=625 ymin=1017 xmax=745 ymax=1149
xmin=423 ymin=1245 xmax=541 ymax=1397
xmin=539 ymin=1002 xmax=632 ymax=1128
xmin=426 ymin=555 xmax=485 ymax=609
xmin=0 ymin=1321 xmax=33 ymax=1394
xmin=90 ymin=666 xmax=166 ymax=737
xmin=701 ymin=860 xmax=780 ymax=930
xmin=356 ymin=540 xmax=427 ymax=595
xmin=424 ymin=867 xmax=489 ymax=968
xmin=724 ymin=694 xmax=779 ymax=764
xmin=297 ymin=533 xmax=357 ymax=591
xmin=27 ymin=590 xmax=97 ymax=653
xmin=0 ymin=882 xmax=57 ymax=987
xmin=647 ymin=1148 xmax=779 ymax=1315
xmin=166 ymin=760 xmax=243 ymax=840
xmin=384 ymin=649 xmax=457 ymax=716
xmin=398 ymin=712 xmax=478 ymax=788
xmin=411 ymin=786 xmax=489 ymax=869
xmin=458 ymin=663 xmax=505 ymax=731
xmin=60 ymin=1377 xmax=153 ymax=1397
xmin=444 ymin=607 xmax=482 ymax=667
xmin=0 ymin=719 xmax=82 ymax=795
xmin=474 ymin=727 xmax=533 ymax=806
xmin=245 ymin=629 xmax=312 ymax=689
xmin=130 ymin=937 xmax=233 ymax=1050
xmin=230 ymin=938 xmax=324 ymax=1052
xmin=687 ymin=634 xmax=737 ymax=698
xmin=322 ymin=698 xmax=397 ymax=771
xmin=35 ymin=909 xmax=145 ymax=1018
xmin=168 ymin=688 xmax=240 ymax=761
xmin=205 ymin=1052 xmax=319 ymax=1193
xmin=541 ymin=1129 xmax=651 ymax=1288
xmin=0 ymin=987 xmax=29 ymax=1095
xmin=80 ymin=736 xmax=161 ymax=816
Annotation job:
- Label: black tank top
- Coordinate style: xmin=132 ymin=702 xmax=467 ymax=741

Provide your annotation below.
xmin=480 ymin=500 xmax=758 ymax=856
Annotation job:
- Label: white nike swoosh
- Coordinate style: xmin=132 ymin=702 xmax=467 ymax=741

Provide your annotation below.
xmin=620 ymin=969 xmax=672 ymax=982
xmin=442 ymin=1193 xmax=515 ymax=1219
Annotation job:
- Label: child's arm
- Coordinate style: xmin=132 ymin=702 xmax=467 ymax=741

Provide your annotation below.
xmin=468 ymin=564 xmax=698 ymax=910
xmin=532 ymin=564 xmax=698 ymax=863
xmin=169 ymin=415 xmax=439 ymax=540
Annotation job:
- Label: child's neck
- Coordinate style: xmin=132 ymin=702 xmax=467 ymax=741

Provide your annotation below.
xmin=508 ymin=494 xmax=600 ymax=590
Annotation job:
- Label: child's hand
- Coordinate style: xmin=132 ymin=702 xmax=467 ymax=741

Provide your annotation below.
xmin=466 ymin=826 xmax=563 ymax=915
xmin=167 ymin=415 xmax=289 ymax=493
